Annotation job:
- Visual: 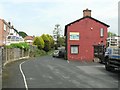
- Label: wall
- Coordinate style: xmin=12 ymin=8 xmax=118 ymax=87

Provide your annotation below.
xmin=0 ymin=19 xmax=4 ymax=46
xmin=67 ymin=18 xmax=108 ymax=61
xmin=0 ymin=47 xmax=29 ymax=66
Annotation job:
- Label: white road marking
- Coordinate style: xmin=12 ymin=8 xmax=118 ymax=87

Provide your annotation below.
xmin=19 ymin=61 xmax=28 ymax=90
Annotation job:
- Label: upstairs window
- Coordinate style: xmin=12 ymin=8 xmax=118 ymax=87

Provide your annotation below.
xmin=4 ymin=24 xmax=7 ymax=31
xmin=70 ymin=32 xmax=79 ymax=40
xmin=100 ymin=28 xmax=104 ymax=37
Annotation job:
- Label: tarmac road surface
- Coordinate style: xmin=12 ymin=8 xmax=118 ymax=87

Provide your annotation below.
xmin=2 ymin=56 xmax=119 ymax=89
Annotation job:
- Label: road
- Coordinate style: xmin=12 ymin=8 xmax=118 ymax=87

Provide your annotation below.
xmin=2 ymin=55 xmax=119 ymax=89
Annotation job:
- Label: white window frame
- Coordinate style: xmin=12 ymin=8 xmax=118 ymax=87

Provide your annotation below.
xmin=4 ymin=24 xmax=6 ymax=31
xmin=100 ymin=28 xmax=104 ymax=37
xmin=70 ymin=32 xmax=79 ymax=40
xmin=71 ymin=45 xmax=79 ymax=54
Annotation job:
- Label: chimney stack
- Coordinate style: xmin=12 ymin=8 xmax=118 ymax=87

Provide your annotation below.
xmin=83 ymin=8 xmax=91 ymax=17
xmin=8 ymin=22 xmax=11 ymax=25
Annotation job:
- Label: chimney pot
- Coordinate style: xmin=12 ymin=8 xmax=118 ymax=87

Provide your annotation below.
xmin=83 ymin=8 xmax=91 ymax=17
xmin=8 ymin=22 xmax=11 ymax=25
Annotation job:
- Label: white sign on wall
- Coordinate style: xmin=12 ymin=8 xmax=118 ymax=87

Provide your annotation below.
xmin=70 ymin=32 xmax=79 ymax=40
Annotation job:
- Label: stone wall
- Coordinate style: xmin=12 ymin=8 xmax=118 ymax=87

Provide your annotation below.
xmin=0 ymin=47 xmax=29 ymax=66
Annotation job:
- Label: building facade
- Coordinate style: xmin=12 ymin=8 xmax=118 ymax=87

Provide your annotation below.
xmin=0 ymin=19 xmax=11 ymax=46
xmin=24 ymin=36 xmax=34 ymax=45
xmin=107 ymin=36 xmax=120 ymax=47
xmin=0 ymin=19 xmax=24 ymax=46
xmin=64 ymin=9 xmax=109 ymax=61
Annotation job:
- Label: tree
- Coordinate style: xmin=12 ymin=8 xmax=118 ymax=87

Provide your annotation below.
xmin=46 ymin=34 xmax=54 ymax=48
xmin=33 ymin=36 xmax=44 ymax=50
xmin=18 ymin=31 xmax=28 ymax=38
xmin=58 ymin=36 xmax=65 ymax=47
xmin=108 ymin=32 xmax=117 ymax=37
xmin=53 ymin=24 xmax=62 ymax=49
xmin=41 ymin=34 xmax=51 ymax=52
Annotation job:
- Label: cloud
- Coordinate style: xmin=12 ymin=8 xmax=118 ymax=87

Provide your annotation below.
xmin=0 ymin=0 xmax=119 ymax=36
xmin=1 ymin=0 xmax=118 ymax=4
xmin=0 ymin=4 xmax=4 ymax=19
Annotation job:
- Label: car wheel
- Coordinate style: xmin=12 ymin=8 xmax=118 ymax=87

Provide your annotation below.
xmin=105 ymin=61 xmax=113 ymax=71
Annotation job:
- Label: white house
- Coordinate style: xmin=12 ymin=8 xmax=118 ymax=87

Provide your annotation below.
xmin=6 ymin=26 xmax=24 ymax=45
xmin=107 ymin=36 xmax=120 ymax=47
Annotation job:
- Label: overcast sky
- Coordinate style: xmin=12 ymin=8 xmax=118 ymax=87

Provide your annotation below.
xmin=0 ymin=0 xmax=119 ymax=36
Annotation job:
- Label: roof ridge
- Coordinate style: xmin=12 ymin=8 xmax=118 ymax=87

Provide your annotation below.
xmin=66 ymin=16 xmax=110 ymax=27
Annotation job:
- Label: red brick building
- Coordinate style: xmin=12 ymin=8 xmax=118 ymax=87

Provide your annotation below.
xmin=0 ymin=19 xmax=11 ymax=46
xmin=64 ymin=9 xmax=110 ymax=61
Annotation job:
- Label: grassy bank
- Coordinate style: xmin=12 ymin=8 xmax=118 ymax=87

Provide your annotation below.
xmin=30 ymin=48 xmax=54 ymax=57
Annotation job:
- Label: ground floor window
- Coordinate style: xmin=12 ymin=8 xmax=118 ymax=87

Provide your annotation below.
xmin=70 ymin=45 xmax=79 ymax=54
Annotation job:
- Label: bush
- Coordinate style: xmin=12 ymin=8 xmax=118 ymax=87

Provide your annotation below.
xmin=33 ymin=36 xmax=44 ymax=50
xmin=5 ymin=42 xmax=30 ymax=50
xmin=41 ymin=34 xmax=51 ymax=52
xmin=34 ymin=49 xmax=46 ymax=57
xmin=46 ymin=34 xmax=54 ymax=48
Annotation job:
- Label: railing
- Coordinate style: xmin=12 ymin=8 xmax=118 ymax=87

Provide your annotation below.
xmin=6 ymin=39 xmax=24 ymax=45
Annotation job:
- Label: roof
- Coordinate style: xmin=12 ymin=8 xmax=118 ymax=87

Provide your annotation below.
xmin=64 ymin=16 xmax=110 ymax=36
xmin=24 ymin=36 xmax=34 ymax=40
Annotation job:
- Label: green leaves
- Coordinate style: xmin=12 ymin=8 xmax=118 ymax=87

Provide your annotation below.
xmin=33 ymin=34 xmax=54 ymax=52
xmin=5 ymin=42 xmax=30 ymax=50
xmin=33 ymin=36 xmax=44 ymax=50
xmin=108 ymin=32 xmax=117 ymax=37
xmin=18 ymin=31 xmax=28 ymax=38
xmin=41 ymin=34 xmax=51 ymax=52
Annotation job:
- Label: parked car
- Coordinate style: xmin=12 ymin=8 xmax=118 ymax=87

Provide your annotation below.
xmin=52 ymin=49 xmax=65 ymax=58
xmin=52 ymin=50 xmax=59 ymax=57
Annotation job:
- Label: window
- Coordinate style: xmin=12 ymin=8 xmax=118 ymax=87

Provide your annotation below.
xmin=4 ymin=24 xmax=6 ymax=31
xmin=100 ymin=28 xmax=104 ymax=37
xmin=71 ymin=45 xmax=79 ymax=54
xmin=70 ymin=32 xmax=79 ymax=40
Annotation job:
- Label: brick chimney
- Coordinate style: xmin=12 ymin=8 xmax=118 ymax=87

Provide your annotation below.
xmin=83 ymin=8 xmax=91 ymax=17
xmin=8 ymin=22 xmax=11 ymax=25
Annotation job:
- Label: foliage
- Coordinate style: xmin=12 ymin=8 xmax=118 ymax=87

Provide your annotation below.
xmin=30 ymin=48 xmax=53 ymax=57
xmin=33 ymin=36 xmax=44 ymax=50
xmin=41 ymin=34 xmax=51 ymax=52
xmin=53 ymin=24 xmax=62 ymax=49
xmin=34 ymin=49 xmax=46 ymax=57
xmin=53 ymin=24 xmax=62 ymax=38
xmin=58 ymin=36 xmax=65 ymax=47
xmin=5 ymin=42 xmax=30 ymax=50
xmin=46 ymin=34 xmax=54 ymax=48
xmin=108 ymin=32 xmax=117 ymax=37
xmin=18 ymin=31 xmax=28 ymax=38
xmin=32 ymin=34 xmax=55 ymax=52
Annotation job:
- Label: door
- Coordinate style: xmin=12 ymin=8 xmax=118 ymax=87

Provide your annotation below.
xmin=94 ymin=45 xmax=105 ymax=61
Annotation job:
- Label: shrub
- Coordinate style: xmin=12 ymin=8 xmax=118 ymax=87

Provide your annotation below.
xmin=5 ymin=42 xmax=30 ymax=50
xmin=33 ymin=36 xmax=45 ymax=50
xmin=41 ymin=34 xmax=51 ymax=52
xmin=34 ymin=49 xmax=46 ymax=57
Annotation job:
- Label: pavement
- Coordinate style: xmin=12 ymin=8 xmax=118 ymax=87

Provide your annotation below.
xmin=2 ymin=55 xmax=119 ymax=89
